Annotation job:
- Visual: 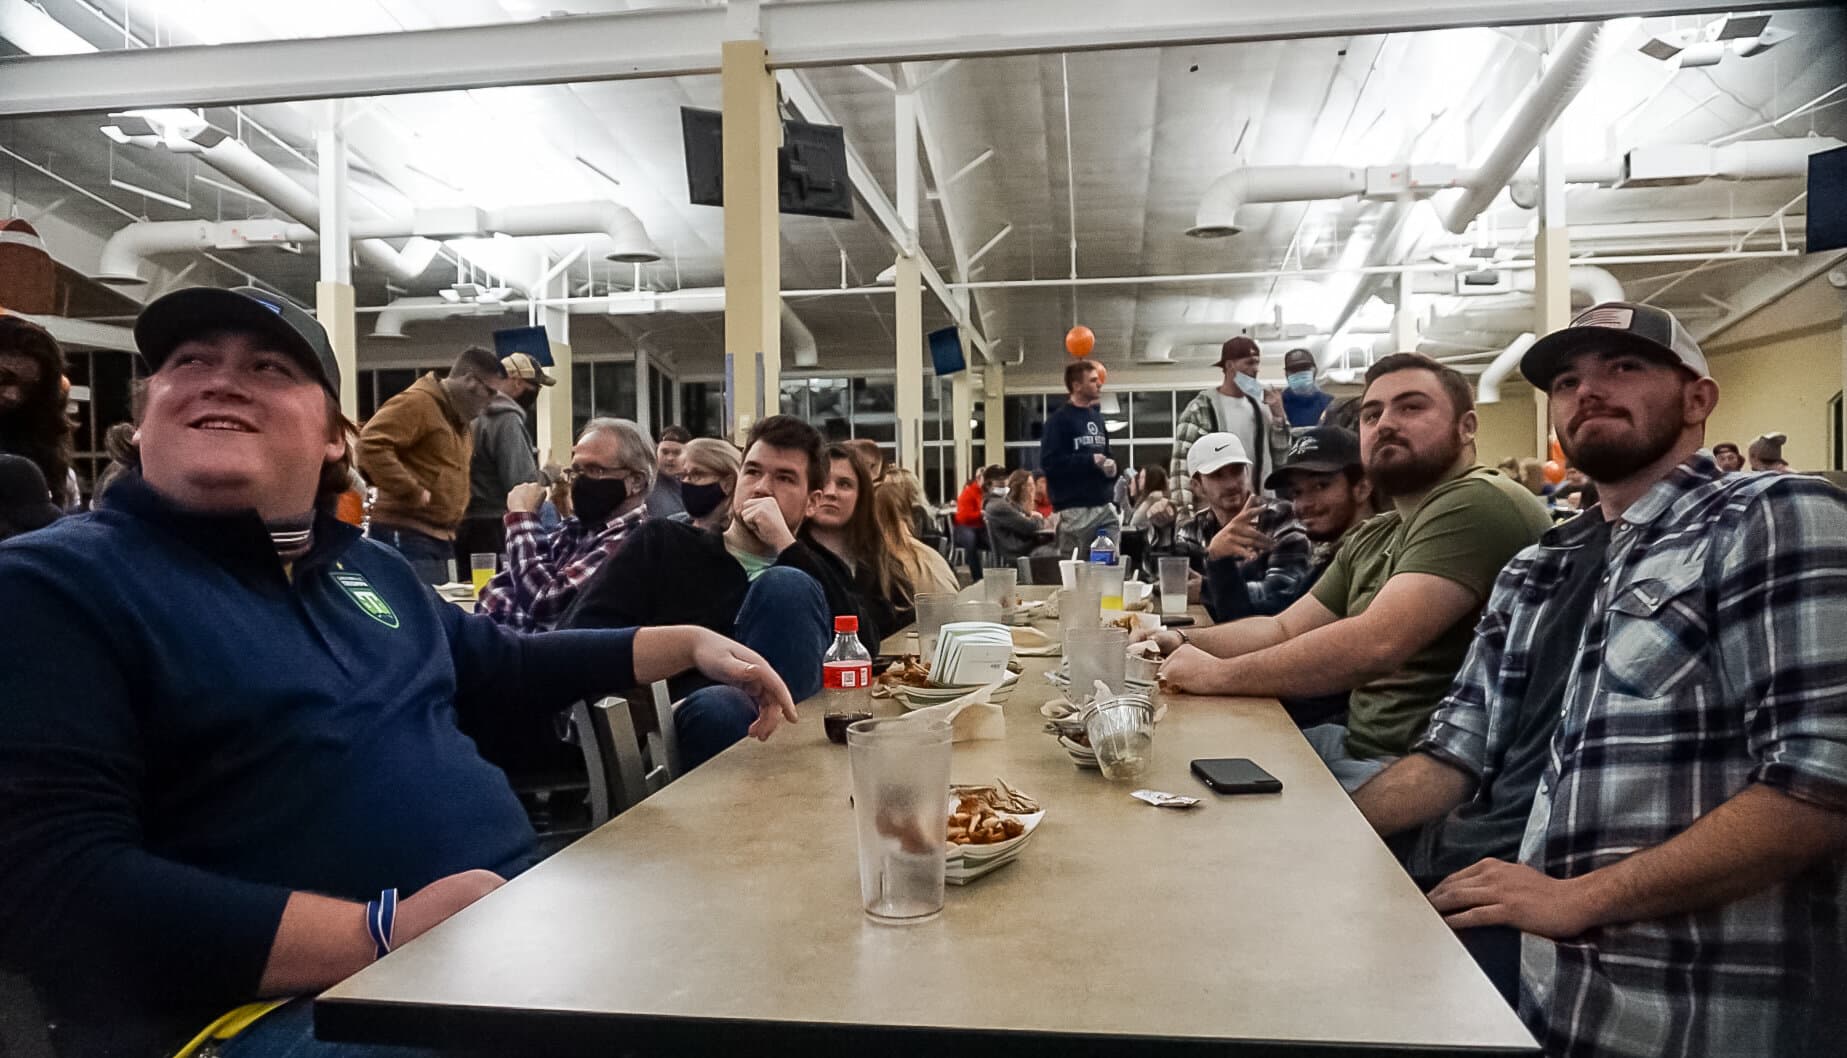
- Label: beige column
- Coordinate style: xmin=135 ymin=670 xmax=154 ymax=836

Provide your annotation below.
xmin=1531 ymin=98 xmax=1571 ymax=459
xmin=951 ymin=372 xmax=974 ymax=488
xmin=315 ymin=101 xmax=358 ymax=417
xmin=894 ymin=255 xmax=924 ymax=470
xmin=1391 ymin=270 xmax=1419 ymax=353
xmin=983 ymin=362 xmax=1006 ymax=468
xmin=721 ymin=38 xmax=781 ymax=444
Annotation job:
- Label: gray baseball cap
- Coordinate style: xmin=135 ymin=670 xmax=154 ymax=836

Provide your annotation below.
xmin=1520 ymin=301 xmax=1709 ymax=391
xmin=135 ymin=286 xmax=341 ymax=400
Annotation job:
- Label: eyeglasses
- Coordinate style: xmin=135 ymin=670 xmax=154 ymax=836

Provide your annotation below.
xmin=560 ymin=464 xmax=631 ymax=482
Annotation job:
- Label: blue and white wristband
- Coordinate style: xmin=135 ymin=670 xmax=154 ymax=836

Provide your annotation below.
xmin=364 ymin=888 xmax=398 ymax=960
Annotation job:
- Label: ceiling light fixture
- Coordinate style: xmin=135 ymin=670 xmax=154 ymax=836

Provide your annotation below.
xmin=1637 ymin=13 xmax=1792 ymax=68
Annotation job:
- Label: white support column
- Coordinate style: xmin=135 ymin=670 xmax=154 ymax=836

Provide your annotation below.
xmin=983 ymin=362 xmax=1005 ymax=468
xmin=1391 ymin=270 xmax=1418 ymax=353
xmin=1531 ymin=49 xmax=1571 ymax=460
xmin=535 ymin=253 xmax=575 ymax=465
xmin=893 ymin=87 xmax=925 ymax=472
xmin=635 ymin=345 xmax=652 ymax=436
xmin=672 ymin=376 xmax=684 ymax=427
xmin=951 ymin=372 xmax=974 ymax=488
xmin=314 ymin=100 xmax=357 ymax=418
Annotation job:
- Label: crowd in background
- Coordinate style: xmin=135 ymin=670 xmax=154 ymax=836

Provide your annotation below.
xmin=1 ymin=293 xmax=1844 ymax=1058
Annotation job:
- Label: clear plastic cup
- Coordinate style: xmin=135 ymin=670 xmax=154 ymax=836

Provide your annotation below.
xmin=982 ymin=567 xmax=1019 ymax=617
xmin=952 ymin=600 xmax=1002 ymax=626
xmin=1158 ymin=557 xmax=1190 ymax=616
xmin=1092 ymin=563 xmax=1126 ymax=611
xmin=1086 ymin=694 xmax=1155 ymax=781
xmin=1057 ymin=588 xmax=1100 ymax=659
xmin=914 ymin=592 xmax=956 ymax=666
xmin=1067 ymin=626 xmax=1128 ymax=706
xmin=470 ymin=553 xmax=497 ymax=598
xmin=847 ymin=718 xmax=952 ymax=924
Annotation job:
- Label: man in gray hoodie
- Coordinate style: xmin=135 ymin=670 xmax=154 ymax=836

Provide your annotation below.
xmin=456 ymin=351 xmax=549 ymax=562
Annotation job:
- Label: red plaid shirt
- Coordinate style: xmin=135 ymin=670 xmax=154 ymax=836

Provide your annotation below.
xmin=478 ymin=507 xmax=647 ymax=632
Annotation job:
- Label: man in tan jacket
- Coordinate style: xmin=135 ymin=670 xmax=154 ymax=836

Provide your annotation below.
xmin=358 ymin=346 xmax=501 ymax=582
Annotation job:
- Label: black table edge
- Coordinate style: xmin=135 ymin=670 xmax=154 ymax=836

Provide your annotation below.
xmin=315 ymin=996 xmax=1541 ymax=1057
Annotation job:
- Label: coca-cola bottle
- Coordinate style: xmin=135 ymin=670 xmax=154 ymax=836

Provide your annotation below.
xmin=822 ymin=615 xmax=874 ymax=744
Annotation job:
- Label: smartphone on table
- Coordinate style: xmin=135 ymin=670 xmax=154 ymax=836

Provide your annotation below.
xmin=1190 ymin=758 xmax=1283 ymax=795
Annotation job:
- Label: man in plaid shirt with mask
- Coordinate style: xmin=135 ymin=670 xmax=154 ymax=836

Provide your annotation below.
xmin=1361 ymin=301 xmax=1847 ymax=1057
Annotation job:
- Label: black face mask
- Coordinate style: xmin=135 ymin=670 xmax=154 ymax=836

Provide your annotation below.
xmin=680 ymin=480 xmax=727 ymax=519
xmin=571 ymin=476 xmax=629 ymax=526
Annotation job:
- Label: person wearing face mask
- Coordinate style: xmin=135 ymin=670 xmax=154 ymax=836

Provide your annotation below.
xmin=1170 ymin=336 xmax=1291 ymax=516
xmin=456 ymin=352 xmax=550 ymax=567
xmin=1279 ymin=347 xmax=1333 ymax=429
xmin=477 ymin=418 xmax=655 ymax=633
xmin=673 ymin=437 xmax=741 ymax=533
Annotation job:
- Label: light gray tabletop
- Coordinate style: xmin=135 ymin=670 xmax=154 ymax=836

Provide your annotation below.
xmin=319 ymin=585 xmax=1536 ymax=1055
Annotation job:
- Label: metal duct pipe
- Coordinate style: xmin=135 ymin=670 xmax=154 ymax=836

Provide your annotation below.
xmin=366 ymin=289 xmax=818 ymax=366
xmin=1439 ymin=21 xmax=1603 ymax=235
xmin=1477 ymin=332 xmax=1537 ymax=404
xmin=1187 ymin=166 xmax=1367 ymax=238
xmin=96 ymin=200 xmax=661 ymax=285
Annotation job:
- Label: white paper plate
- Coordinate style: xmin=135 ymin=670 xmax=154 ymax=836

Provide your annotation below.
xmin=945 ymin=809 xmax=1045 ymax=883
xmin=892 ymin=669 xmax=1020 ymax=709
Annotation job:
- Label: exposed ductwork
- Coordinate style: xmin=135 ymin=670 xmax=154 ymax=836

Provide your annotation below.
xmin=1477 ymin=332 xmax=1538 ymax=404
xmin=95 ymin=201 xmax=661 ymax=285
xmin=1437 ymin=21 xmax=1603 ymax=235
xmin=1187 ymin=166 xmax=1369 ymax=239
xmin=367 ymin=290 xmax=819 ymax=368
xmin=1426 ymin=266 xmax=1625 ymax=393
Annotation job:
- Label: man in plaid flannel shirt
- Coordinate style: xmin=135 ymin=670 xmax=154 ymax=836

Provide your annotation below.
xmin=1166 ymin=431 xmax=1312 ymax=622
xmin=479 ymin=418 xmax=653 ymax=632
xmin=1359 ymin=302 xmax=1847 ymax=1057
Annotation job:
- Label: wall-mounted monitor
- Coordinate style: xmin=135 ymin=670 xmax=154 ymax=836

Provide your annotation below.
xmin=681 ymin=108 xmax=856 ymax=221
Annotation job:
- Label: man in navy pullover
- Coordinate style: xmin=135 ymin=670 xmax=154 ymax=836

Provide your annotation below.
xmin=1039 ymin=358 xmax=1120 ymax=555
xmin=0 ymin=287 xmax=795 ymax=1058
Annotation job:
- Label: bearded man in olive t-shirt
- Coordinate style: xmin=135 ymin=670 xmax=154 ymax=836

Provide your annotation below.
xmin=1149 ymin=354 xmax=1550 ymax=791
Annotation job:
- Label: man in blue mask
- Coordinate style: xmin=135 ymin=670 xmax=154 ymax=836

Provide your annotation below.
xmin=1280 ymin=347 xmax=1333 ymax=428
xmin=1170 ymin=336 xmax=1291 ymax=514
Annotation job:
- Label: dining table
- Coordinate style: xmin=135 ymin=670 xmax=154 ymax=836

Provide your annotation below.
xmin=317 ymin=582 xmax=1538 ymax=1056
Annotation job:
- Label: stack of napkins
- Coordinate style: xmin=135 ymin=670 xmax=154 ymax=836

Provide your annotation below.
xmin=931 ymin=621 xmax=1013 ymax=686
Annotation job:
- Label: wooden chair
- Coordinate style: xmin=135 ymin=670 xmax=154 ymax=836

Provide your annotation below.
xmin=569 ymin=683 xmax=683 ymax=828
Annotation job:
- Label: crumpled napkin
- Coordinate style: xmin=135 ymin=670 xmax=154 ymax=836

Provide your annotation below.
xmin=1010 ymin=625 xmax=1060 ymax=656
xmin=903 ymin=678 xmax=1007 ymax=742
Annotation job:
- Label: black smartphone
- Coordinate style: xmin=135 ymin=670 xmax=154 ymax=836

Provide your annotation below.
xmin=1190 ymin=758 xmax=1283 ymax=795
xmin=1160 ymin=614 xmax=1195 ymax=627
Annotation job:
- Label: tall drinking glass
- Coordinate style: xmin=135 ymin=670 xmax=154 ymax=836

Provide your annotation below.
xmin=1094 ymin=563 xmax=1126 ymax=611
xmin=1067 ymin=626 xmax=1128 ymax=706
xmin=952 ymin=600 xmax=1003 ymax=626
xmin=848 ymin=718 xmax=952 ymax=924
xmin=1057 ymin=588 xmax=1100 ymax=659
xmin=1158 ymin=557 xmax=1190 ymax=616
xmin=982 ymin=567 xmax=1019 ymax=618
xmin=915 ymin=592 xmax=955 ymax=667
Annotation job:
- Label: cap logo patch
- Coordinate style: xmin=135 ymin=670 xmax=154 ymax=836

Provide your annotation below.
xmin=1573 ymin=305 xmax=1634 ymax=330
xmin=1289 ymin=438 xmax=1319 ymax=458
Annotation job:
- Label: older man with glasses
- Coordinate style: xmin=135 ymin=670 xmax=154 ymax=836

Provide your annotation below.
xmin=479 ymin=417 xmax=655 ymax=634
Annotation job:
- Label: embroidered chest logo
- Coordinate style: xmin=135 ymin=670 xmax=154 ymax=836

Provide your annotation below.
xmin=1086 ymin=421 xmax=1099 ymax=436
xmin=331 ymin=569 xmax=401 ymax=629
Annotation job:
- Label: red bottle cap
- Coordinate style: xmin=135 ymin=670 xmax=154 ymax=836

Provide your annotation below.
xmin=834 ymin=615 xmax=860 ymax=633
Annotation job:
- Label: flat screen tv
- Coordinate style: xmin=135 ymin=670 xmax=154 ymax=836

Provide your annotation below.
xmin=682 ymin=107 xmax=856 ymax=221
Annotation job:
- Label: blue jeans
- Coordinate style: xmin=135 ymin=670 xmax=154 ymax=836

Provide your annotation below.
xmin=370 ymin=523 xmax=454 ymax=585
xmin=1301 ymin=723 xmax=1396 ymax=792
xmin=672 ymin=567 xmax=829 ymax=770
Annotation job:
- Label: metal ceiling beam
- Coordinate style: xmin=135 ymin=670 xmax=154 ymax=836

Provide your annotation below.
xmin=0 ymin=0 xmax=1762 ymax=118
xmin=1693 ymin=249 xmax=1847 ymax=344
xmin=776 ymin=68 xmax=995 ymax=363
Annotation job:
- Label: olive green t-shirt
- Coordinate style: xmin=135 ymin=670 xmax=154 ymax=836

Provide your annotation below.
xmin=1311 ymin=467 xmax=1551 ymax=760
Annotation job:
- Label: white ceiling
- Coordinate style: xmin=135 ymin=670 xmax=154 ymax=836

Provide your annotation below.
xmin=1 ymin=2 xmax=1842 ymax=382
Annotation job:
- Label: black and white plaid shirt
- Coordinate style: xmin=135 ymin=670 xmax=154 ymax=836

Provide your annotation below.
xmin=1420 ymin=454 xmax=1847 ymax=1057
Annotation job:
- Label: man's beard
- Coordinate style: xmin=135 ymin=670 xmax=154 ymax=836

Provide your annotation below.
xmin=1367 ymin=430 xmax=1464 ymax=497
xmin=1563 ymin=406 xmax=1681 ymax=484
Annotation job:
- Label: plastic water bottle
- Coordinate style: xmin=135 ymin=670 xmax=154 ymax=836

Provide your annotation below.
xmin=1088 ymin=528 xmax=1117 ymax=566
xmin=822 ymin=615 xmax=875 ymax=743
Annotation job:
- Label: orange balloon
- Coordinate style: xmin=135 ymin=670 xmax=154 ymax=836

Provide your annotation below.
xmin=1548 ymin=435 xmax=1563 ymax=466
xmin=1095 ymin=363 xmax=1108 ymax=385
xmin=1543 ymin=460 xmax=1565 ymax=486
xmin=1065 ymin=325 xmax=1095 ymax=357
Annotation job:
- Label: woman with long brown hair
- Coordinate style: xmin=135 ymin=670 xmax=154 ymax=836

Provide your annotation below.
xmin=874 ymin=472 xmax=958 ymax=598
xmin=800 ymin=443 xmax=914 ymax=645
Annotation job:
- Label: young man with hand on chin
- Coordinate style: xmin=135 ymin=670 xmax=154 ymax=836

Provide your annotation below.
xmin=0 ymin=287 xmax=794 ymax=1058
xmin=1359 ymin=303 xmax=1847 ymax=1057
xmin=565 ymin=415 xmax=858 ymax=761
